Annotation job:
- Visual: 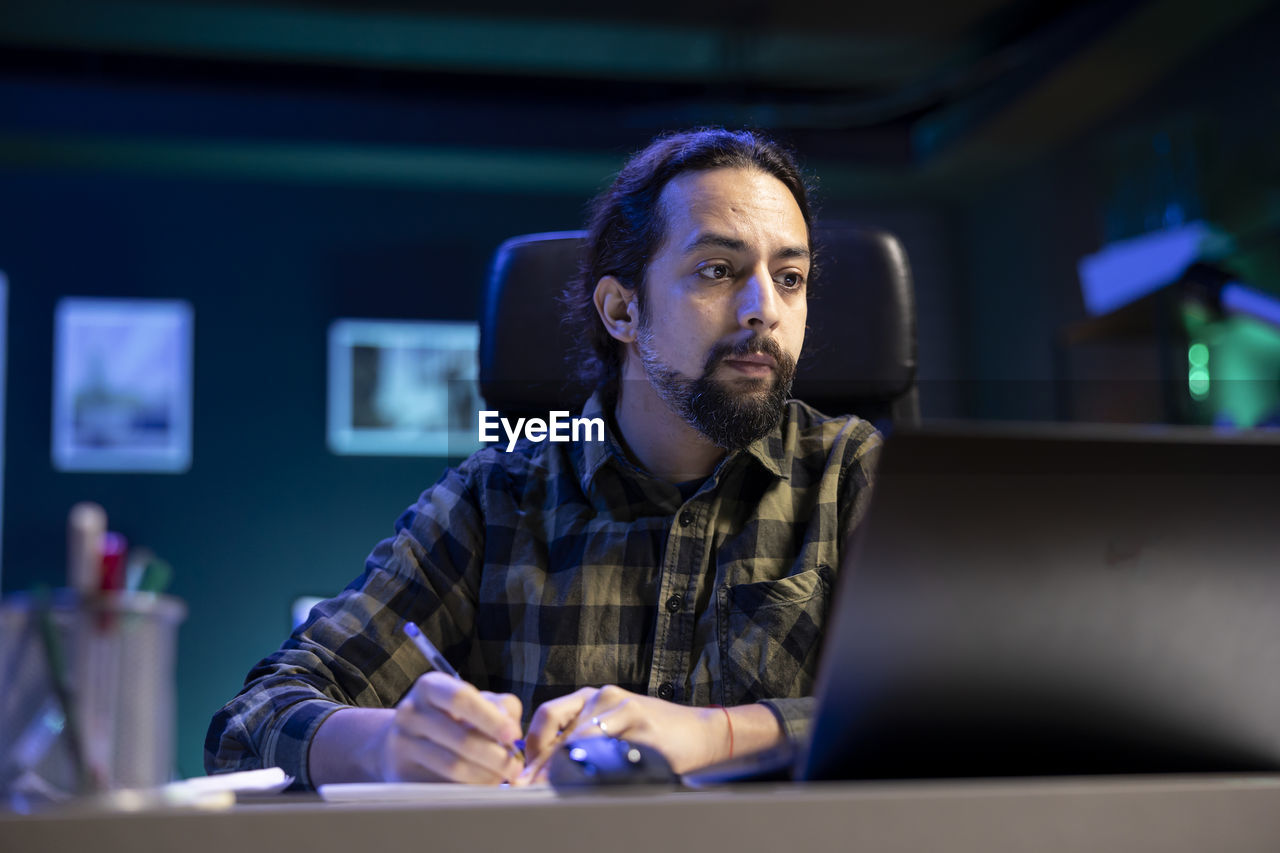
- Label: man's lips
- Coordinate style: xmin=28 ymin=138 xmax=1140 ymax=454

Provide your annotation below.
xmin=721 ymin=354 xmax=777 ymax=376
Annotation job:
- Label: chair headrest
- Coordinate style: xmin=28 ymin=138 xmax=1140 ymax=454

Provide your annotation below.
xmin=793 ymin=225 xmax=917 ymax=411
xmin=479 ymin=226 xmax=917 ymax=421
xmin=479 ymin=230 xmax=591 ymax=416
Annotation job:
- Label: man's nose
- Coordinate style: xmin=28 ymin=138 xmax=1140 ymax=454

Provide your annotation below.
xmin=737 ymin=267 xmax=781 ymax=330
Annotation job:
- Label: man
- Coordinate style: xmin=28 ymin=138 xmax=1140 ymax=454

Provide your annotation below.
xmin=206 ymin=128 xmax=880 ymax=787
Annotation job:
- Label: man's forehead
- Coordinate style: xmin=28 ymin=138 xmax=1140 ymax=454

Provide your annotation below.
xmin=657 ymin=167 xmax=809 ymax=253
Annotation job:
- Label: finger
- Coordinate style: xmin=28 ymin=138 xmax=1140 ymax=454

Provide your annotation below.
xmin=410 ymin=673 xmax=523 ymax=748
xmin=525 ymin=756 xmax=552 ymax=785
xmin=519 ymin=689 xmax=598 ymax=783
xmin=481 ymin=690 xmax=524 ymax=742
xmin=565 ymin=699 xmax=632 ymax=745
xmin=391 ymin=729 xmax=511 ymax=785
xmin=520 ymin=688 xmax=640 ymax=784
xmin=518 ymin=746 xmax=557 ymax=785
xmin=486 ymin=691 xmax=523 ymax=725
xmin=524 ymin=687 xmax=595 ymax=760
xmin=485 ymin=692 xmax=527 ymax=762
xmin=394 ymin=700 xmax=523 ymax=780
xmin=556 ymin=684 xmax=630 ymax=739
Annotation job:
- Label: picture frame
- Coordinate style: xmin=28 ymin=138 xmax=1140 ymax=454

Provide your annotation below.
xmin=327 ymin=319 xmax=483 ymax=457
xmin=52 ymin=298 xmax=194 ymax=473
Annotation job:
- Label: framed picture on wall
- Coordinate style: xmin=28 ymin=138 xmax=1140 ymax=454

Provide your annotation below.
xmin=52 ymin=298 xmax=194 ymax=473
xmin=327 ymin=319 xmax=483 ymax=457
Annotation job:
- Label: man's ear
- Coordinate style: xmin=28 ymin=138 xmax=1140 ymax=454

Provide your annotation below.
xmin=593 ymin=275 xmax=639 ymax=343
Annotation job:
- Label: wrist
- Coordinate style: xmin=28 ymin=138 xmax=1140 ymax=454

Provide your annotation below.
xmin=310 ymin=706 xmax=395 ymax=785
xmin=696 ymin=703 xmax=784 ymax=768
xmin=709 ymin=704 xmax=734 ymax=761
xmin=694 ymin=705 xmax=733 ymax=767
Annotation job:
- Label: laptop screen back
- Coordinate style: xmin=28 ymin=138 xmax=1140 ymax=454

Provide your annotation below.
xmin=801 ymin=424 xmax=1280 ymax=780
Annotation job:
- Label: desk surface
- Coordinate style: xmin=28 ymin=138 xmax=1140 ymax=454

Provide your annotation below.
xmin=4 ymin=775 xmax=1280 ymax=853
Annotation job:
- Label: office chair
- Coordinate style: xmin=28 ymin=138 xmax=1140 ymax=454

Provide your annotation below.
xmin=479 ymin=226 xmax=919 ymax=430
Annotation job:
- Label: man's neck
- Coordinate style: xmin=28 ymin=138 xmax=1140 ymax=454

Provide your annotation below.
xmin=612 ymin=363 xmax=726 ymax=484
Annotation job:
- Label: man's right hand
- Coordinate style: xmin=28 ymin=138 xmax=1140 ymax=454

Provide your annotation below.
xmin=309 ymin=672 xmax=524 ymax=785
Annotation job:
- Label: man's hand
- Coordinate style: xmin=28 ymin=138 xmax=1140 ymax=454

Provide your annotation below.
xmin=517 ymin=685 xmax=730 ymax=782
xmin=375 ymin=673 xmax=525 ymax=783
xmin=310 ymin=673 xmax=524 ymax=785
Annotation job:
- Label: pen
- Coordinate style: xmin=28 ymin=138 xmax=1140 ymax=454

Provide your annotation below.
xmin=34 ymin=591 xmax=94 ymax=793
xmin=402 ymin=620 xmax=461 ymax=679
xmin=99 ymin=532 xmax=128 ymax=593
xmin=67 ymin=502 xmax=107 ymax=595
xmin=402 ymin=621 xmax=525 ymax=762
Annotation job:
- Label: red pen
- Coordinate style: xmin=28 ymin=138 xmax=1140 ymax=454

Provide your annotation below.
xmin=96 ymin=532 xmax=128 ymax=633
xmin=99 ymin=532 xmax=128 ymax=593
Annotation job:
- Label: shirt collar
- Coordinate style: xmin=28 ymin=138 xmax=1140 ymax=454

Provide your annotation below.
xmin=577 ymin=390 xmax=628 ymax=492
xmin=743 ymin=419 xmax=790 ymax=481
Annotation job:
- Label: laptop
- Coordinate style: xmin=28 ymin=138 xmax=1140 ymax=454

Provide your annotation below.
xmin=689 ymin=423 xmax=1280 ymax=785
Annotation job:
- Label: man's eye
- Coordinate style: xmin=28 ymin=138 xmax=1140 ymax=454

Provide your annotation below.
xmin=778 ymin=272 xmax=805 ymax=289
xmin=698 ymin=264 xmax=732 ymax=280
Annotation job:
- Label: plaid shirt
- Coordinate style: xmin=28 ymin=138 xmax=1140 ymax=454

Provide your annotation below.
xmin=206 ymin=392 xmax=880 ymax=787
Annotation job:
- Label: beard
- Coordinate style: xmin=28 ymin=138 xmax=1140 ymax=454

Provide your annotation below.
xmin=634 ymin=325 xmax=797 ymax=450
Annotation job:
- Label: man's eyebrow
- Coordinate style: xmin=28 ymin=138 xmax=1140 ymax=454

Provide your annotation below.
xmin=683 ymin=233 xmax=748 ymax=254
xmin=683 ymin=232 xmax=811 ymax=260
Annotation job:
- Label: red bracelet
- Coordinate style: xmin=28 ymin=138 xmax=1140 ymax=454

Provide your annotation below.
xmin=710 ymin=704 xmax=734 ymax=759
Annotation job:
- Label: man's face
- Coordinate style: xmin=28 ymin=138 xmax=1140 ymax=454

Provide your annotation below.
xmin=630 ymin=166 xmax=809 ymax=449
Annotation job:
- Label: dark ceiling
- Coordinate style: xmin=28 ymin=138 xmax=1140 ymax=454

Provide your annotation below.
xmin=1 ymin=0 xmax=1276 ymax=192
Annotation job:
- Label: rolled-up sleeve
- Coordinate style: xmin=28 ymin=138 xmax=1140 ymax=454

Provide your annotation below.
xmin=758 ymin=696 xmax=816 ymax=745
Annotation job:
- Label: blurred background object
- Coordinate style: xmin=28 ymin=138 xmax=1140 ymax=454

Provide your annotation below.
xmin=2 ymin=0 xmax=1279 ymax=779
xmin=0 ymin=589 xmax=186 ymax=808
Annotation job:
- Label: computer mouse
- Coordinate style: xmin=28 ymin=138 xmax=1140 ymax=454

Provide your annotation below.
xmin=547 ymin=735 xmax=680 ymax=790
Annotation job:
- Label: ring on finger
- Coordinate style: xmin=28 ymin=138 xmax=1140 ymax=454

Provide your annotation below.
xmin=590 ymin=716 xmax=608 ymax=735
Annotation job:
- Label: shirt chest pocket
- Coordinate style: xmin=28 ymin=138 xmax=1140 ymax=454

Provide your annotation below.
xmin=715 ymin=565 xmax=832 ymax=705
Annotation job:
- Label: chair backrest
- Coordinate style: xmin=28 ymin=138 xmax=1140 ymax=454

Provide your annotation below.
xmin=479 ymin=225 xmax=918 ymax=429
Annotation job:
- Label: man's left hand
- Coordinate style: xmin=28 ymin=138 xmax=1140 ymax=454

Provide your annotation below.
xmin=517 ymin=685 xmax=732 ymax=782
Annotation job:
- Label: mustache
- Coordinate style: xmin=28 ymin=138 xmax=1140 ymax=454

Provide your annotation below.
xmin=702 ymin=335 xmax=793 ymax=374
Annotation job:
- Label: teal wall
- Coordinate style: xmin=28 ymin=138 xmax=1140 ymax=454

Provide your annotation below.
xmin=0 ymin=167 xmax=587 ymax=777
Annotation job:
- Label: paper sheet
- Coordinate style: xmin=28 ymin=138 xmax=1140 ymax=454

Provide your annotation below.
xmin=318 ymin=782 xmax=555 ymax=804
xmin=177 ymin=767 xmax=294 ymax=795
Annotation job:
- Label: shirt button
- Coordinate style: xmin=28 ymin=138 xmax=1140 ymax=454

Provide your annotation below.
xmin=665 ymin=594 xmax=683 ymax=613
xmin=658 ymin=682 xmax=675 ymax=700
xmin=679 ymin=510 xmax=694 ymax=527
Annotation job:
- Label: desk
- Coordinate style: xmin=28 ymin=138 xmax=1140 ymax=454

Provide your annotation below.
xmin=4 ymin=775 xmax=1280 ymax=853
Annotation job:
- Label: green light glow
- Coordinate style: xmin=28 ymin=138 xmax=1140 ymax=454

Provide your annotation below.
xmin=1181 ymin=304 xmax=1280 ymax=426
xmin=1210 ymin=316 xmax=1280 ymax=426
xmin=1188 ymin=367 xmax=1211 ymax=399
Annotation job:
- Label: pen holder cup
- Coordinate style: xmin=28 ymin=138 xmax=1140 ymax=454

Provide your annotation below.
xmin=0 ymin=589 xmax=187 ymax=804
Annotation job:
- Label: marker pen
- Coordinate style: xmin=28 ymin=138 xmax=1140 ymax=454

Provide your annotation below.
xmin=67 ymin=502 xmax=107 ymax=595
